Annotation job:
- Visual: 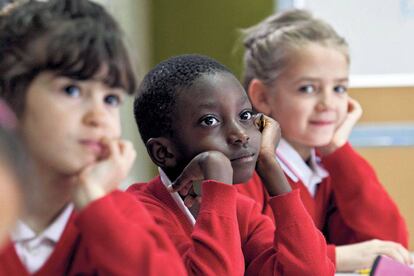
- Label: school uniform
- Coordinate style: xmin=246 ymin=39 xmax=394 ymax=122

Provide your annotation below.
xmin=127 ymin=169 xmax=335 ymax=276
xmin=0 ymin=190 xmax=186 ymax=276
xmin=237 ymin=139 xmax=409 ymax=263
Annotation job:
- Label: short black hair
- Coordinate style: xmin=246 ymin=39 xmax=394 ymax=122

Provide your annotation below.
xmin=134 ymin=54 xmax=231 ymax=144
xmin=0 ymin=0 xmax=136 ymax=115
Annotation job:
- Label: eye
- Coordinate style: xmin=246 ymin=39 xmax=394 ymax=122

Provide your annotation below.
xmin=104 ymin=94 xmax=122 ymax=107
xmin=199 ymin=115 xmax=219 ymax=127
xmin=240 ymin=110 xmax=253 ymax=121
xmin=334 ymin=85 xmax=347 ymax=94
xmin=63 ymin=84 xmax=81 ymax=97
xmin=298 ymin=85 xmax=316 ymax=94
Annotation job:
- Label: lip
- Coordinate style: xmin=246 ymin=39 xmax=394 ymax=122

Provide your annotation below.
xmin=309 ymin=120 xmax=335 ymax=126
xmin=79 ymin=139 xmax=104 ymax=155
xmin=230 ymin=152 xmax=256 ymax=163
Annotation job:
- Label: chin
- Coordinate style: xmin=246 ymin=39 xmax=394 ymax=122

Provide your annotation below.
xmin=307 ymin=134 xmax=334 ymax=147
xmin=233 ymin=167 xmax=255 ymax=184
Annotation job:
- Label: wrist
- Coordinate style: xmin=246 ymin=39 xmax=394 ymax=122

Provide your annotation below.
xmin=256 ymin=155 xmax=292 ymax=196
xmin=72 ymin=182 xmax=106 ymax=210
xmin=319 ymin=140 xmax=346 ymax=156
xmin=256 ymin=151 xmax=277 ymax=170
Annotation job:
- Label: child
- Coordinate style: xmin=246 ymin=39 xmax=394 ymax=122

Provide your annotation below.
xmin=0 ymin=99 xmax=22 ymax=249
xmin=128 ymin=54 xmax=335 ymax=275
xmin=237 ymin=9 xmax=412 ymax=271
xmin=0 ymin=0 xmax=186 ymax=275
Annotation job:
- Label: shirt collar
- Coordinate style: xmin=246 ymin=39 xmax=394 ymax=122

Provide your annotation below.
xmin=159 ymin=168 xmax=196 ymax=225
xmin=11 ymin=204 xmax=74 ymax=244
xmin=276 ymin=139 xmax=328 ymax=196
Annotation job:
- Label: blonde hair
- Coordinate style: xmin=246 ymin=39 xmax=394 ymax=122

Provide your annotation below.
xmin=241 ymin=9 xmax=349 ymax=89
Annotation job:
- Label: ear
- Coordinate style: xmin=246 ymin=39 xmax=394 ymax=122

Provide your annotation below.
xmin=146 ymin=137 xmax=179 ymax=168
xmin=248 ymin=78 xmax=272 ymax=115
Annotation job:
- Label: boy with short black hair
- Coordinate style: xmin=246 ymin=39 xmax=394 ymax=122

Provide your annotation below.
xmin=129 ymin=54 xmax=335 ymax=275
xmin=0 ymin=0 xmax=186 ymax=274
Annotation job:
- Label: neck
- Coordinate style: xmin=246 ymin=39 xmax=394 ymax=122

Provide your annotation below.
xmin=284 ymin=138 xmax=312 ymax=161
xmin=22 ymin=162 xmax=73 ymax=234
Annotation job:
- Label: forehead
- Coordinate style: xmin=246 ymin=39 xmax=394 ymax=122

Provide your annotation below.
xmin=282 ymin=43 xmax=349 ymax=79
xmin=176 ymin=72 xmax=248 ymax=109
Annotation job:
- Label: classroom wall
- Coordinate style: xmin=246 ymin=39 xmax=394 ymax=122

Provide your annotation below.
xmin=150 ymin=0 xmax=274 ymax=78
xmin=349 ymin=87 xmax=414 ymax=250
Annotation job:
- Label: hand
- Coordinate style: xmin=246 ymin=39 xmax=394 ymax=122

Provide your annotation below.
xmin=336 ymin=239 xmax=413 ymax=272
xmin=72 ymin=138 xmax=136 ymax=210
xmin=255 ymin=113 xmax=281 ymax=162
xmin=318 ymin=97 xmax=362 ymax=156
xmin=169 ymin=151 xmax=233 ymax=208
xmin=254 ymin=114 xmax=291 ymax=196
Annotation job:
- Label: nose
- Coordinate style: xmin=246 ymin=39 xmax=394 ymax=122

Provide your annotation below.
xmin=227 ymin=121 xmax=250 ymax=145
xmin=83 ymin=100 xmax=107 ymax=128
xmin=316 ymin=89 xmax=334 ymax=111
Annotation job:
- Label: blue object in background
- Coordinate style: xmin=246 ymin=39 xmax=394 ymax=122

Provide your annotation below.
xmin=349 ymin=123 xmax=414 ymax=147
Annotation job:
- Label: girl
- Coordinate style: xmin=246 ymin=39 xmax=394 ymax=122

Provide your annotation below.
xmin=237 ymin=9 xmax=412 ymax=272
xmin=0 ymin=0 xmax=185 ymax=274
xmin=0 ymin=99 xmax=22 ymax=249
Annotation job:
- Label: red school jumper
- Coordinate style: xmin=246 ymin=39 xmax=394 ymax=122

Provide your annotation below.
xmin=0 ymin=191 xmax=186 ymax=276
xmin=127 ymin=176 xmax=335 ymax=276
xmin=237 ymin=143 xmax=409 ymax=263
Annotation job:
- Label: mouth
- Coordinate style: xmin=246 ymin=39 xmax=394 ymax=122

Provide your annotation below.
xmin=309 ymin=120 xmax=335 ymax=126
xmin=230 ymin=152 xmax=256 ymax=163
xmin=79 ymin=139 xmax=104 ymax=155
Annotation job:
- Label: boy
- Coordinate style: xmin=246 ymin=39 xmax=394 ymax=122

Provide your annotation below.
xmin=128 ymin=54 xmax=335 ymax=275
xmin=0 ymin=0 xmax=186 ymax=275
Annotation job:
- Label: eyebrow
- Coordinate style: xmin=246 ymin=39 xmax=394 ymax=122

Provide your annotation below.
xmin=295 ymin=77 xmax=349 ymax=83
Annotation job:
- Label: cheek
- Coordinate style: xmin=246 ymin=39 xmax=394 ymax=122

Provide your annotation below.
xmin=249 ymin=128 xmax=262 ymax=150
xmin=337 ymin=98 xmax=349 ymax=123
xmin=109 ymin=113 xmax=122 ymax=138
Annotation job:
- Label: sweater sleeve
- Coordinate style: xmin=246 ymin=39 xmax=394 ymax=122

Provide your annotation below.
xmin=322 ymin=142 xmax=409 ymax=247
xmin=242 ymin=189 xmax=335 ymax=276
xmin=133 ymin=181 xmax=245 ymax=276
xmin=74 ymin=191 xmax=187 ymax=276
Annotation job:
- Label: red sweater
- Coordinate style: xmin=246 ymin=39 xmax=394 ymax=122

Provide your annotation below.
xmin=127 ymin=176 xmax=335 ymax=276
xmin=237 ymin=143 xmax=409 ymax=263
xmin=0 ymin=191 xmax=186 ymax=276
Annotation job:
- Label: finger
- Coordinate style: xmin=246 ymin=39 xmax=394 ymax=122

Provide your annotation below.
xmin=170 ymin=159 xmax=203 ymax=192
xmin=119 ymin=140 xmax=136 ymax=164
xmin=379 ymin=244 xmax=405 ymax=264
xmin=262 ymin=115 xmax=280 ymax=132
xmin=347 ymin=97 xmax=363 ymax=118
xmin=254 ymin=113 xmax=265 ymax=131
xmin=177 ymin=182 xmax=192 ymax=196
xmin=394 ymin=243 xmax=413 ymax=265
xmin=170 ymin=172 xmax=193 ymax=194
xmin=183 ymin=194 xmax=197 ymax=208
xmin=101 ymin=137 xmax=119 ymax=160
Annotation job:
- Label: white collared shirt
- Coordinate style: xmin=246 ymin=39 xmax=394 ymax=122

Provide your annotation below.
xmin=159 ymin=168 xmax=196 ymax=225
xmin=11 ymin=204 xmax=74 ymax=273
xmin=276 ymin=139 xmax=329 ymax=197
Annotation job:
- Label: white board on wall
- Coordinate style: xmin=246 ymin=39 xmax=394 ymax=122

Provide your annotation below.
xmin=277 ymin=0 xmax=414 ymax=87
